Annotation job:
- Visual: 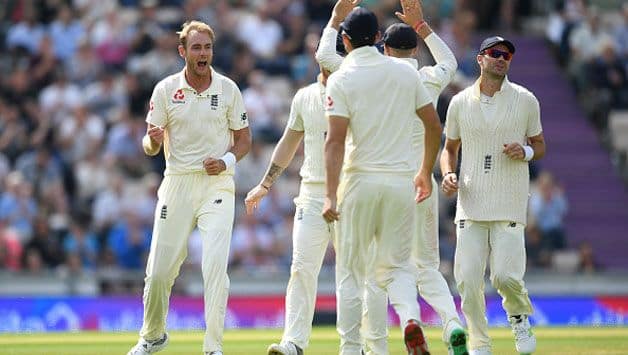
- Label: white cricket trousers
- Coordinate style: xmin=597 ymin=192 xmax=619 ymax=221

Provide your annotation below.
xmin=454 ymin=220 xmax=533 ymax=350
xmin=363 ymin=176 xmax=461 ymax=354
xmin=139 ymin=173 xmax=235 ymax=353
xmin=282 ymin=184 xmax=334 ymax=349
xmin=336 ymin=173 xmax=420 ymax=355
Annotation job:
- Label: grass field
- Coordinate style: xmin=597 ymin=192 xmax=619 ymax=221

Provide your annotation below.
xmin=1 ymin=327 xmax=627 ymax=354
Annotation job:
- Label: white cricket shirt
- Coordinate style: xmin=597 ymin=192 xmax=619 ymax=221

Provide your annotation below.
xmin=325 ymin=46 xmax=433 ymax=176
xmin=445 ymin=77 xmax=543 ymax=224
xmin=287 ymin=80 xmax=327 ymax=186
xmin=146 ymin=68 xmax=248 ymax=176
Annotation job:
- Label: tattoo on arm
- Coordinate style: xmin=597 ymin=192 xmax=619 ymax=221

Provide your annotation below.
xmin=263 ymin=163 xmax=285 ymax=187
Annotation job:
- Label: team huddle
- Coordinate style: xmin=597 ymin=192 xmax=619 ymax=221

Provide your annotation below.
xmin=126 ymin=0 xmax=546 ymax=354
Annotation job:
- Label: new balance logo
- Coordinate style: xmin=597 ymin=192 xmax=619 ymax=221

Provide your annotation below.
xmin=160 ymin=205 xmax=167 ymax=219
xmin=484 ymin=155 xmax=492 ymax=173
xmin=509 ymin=222 xmax=517 ymax=228
xmin=241 ymin=112 xmax=248 ymax=122
xmin=214 ymin=199 xmax=222 ymax=204
xmin=297 ymin=208 xmax=303 ymax=221
xmin=210 ymin=95 xmax=219 ymax=110
xmin=459 ymin=220 xmax=465 ymax=229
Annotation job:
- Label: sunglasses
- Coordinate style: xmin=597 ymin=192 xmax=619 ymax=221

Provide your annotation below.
xmin=483 ymin=48 xmax=513 ymax=61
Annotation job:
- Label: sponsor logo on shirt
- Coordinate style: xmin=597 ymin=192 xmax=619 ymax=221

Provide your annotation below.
xmin=325 ymin=96 xmax=334 ymax=110
xmin=211 ymin=95 xmax=219 ymax=110
xmin=172 ymin=89 xmax=186 ymax=104
xmin=160 ymin=205 xmax=168 ymax=219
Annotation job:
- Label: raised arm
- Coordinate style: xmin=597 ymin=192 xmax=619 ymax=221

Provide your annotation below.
xmin=315 ymin=0 xmax=361 ymax=72
xmin=397 ymin=0 xmax=456 ymax=86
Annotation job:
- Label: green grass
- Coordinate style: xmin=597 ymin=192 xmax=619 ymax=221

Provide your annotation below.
xmin=1 ymin=327 xmax=627 ymax=354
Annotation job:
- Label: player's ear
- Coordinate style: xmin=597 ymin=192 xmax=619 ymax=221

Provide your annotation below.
xmin=178 ymin=44 xmax=186 ymax=58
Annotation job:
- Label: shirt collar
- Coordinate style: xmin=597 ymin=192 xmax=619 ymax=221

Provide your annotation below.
xmin=472 ymin=75 xmax=512 ymax=99
xmin=342 ymin=46 xmax=383 ymax=67
xmin=399 ymin=57 xmax=418 ymax=69
xmin=177 ymin=67 xmax=222 ymax=96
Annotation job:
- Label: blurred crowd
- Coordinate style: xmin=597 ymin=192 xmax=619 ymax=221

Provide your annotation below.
xmin=0 ymin=0 xmax=582 ymax=294
xmin=546 ymin=0 xmax=628 ymax=130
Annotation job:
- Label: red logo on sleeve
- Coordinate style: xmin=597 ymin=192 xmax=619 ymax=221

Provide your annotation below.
xmin=173 ymin=89 xmax=185 ymax=100
xmin=326 ymin=96 xmax=334 ymax=110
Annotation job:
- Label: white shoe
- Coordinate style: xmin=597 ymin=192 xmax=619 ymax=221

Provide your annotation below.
xmin=267 ymin=341 xmax=303 ymax=355
xmin=509 ymin=315 xmax=536 ymax=354
xmin=469 ymin=346 xmax=492 ymax=355
xmin=127 ymin=333 xmax=169 ymax=355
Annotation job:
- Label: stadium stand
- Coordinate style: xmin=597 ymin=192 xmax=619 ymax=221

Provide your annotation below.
xmin=0 ymin=0 xmax=626 ymax=296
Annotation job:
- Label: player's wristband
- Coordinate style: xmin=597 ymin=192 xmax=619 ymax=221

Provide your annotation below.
xmin=220 ymin=152 xmax=237 ymax=170
xmin=413 ymin=20 xmax=427 ymax=33
xmin=523 ymin=145 xmax=534 ymax=161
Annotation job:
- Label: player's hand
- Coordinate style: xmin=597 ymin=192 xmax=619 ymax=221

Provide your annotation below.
xmin=503 ymin=142 xmax=525 ymax=160
xmin=396 ymin=0 xmax=424 ymax=28
xmin=332 ymin=0 xmax=362 ymax=25
xmin=203 ymin=157 xmax=226 ymax=175
xmin=147 ymin=125 xmax=165 ymax=145
xmin=322 ymin=196 xmax=339 ymax=222
xmin=414 ymin=172 xmax=432 ymax=202
xmin=441 ymin=172 xmax=458 ymax=197
xmin=244 ymin=184 xmax=269 ymax=215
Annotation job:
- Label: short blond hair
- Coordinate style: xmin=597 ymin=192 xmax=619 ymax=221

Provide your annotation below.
xmin=177 ymin=20 xmax=215 ymax=49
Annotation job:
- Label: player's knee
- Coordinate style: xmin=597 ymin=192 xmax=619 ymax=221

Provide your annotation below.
xmin=290 ymin=257 xmax=316 ymax=278
xmin=490 ymin=273 xmax=519 ymax=291
xmin=144 ymin=274 xmax=171 ymax=289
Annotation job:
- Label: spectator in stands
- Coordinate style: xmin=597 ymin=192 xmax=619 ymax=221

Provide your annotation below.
xmin=22 ymin=215 xmax=64 ymax=269
xmin=568 ymin=7 xmax=614 ymax=90
xmin=107 ymin=208 xmax=151 ymax=270
xmin=63 ymin=218 xmax=99 ymax=270
xmin=530 ymin=171 xmax=568 ymax=251
xmin=0 ymin=218 xmax=23 ymax=271
xmin=0 ymin=172 xmax=37 ymax=242
xmin=6 ymin=6 xmax=44 ymax=55
xmin=577 ymin=242 xmax=598 ymax=274
xmin=48 ymin=5 xmax=86 ymax=62
xmin=588 ymin=41 xmax=628 ymax=110
xmin=0 ymin=103 xmax=30 ymax=162
xmin=614 ymin=4 xmax=628 ymax=61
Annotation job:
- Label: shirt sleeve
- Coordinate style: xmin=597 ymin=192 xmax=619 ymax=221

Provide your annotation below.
xmin=415 ymin=75 xmax=433 ymax=110
xmin=146 ymin=82 xmax=167 ymax=127
xmin=228 ymin=82 xmax=249 ymax=130
xmin=287 ymin=90 xmax=304 ymax=131
xmin=315 ymin=27 xmax=344 ymax=73
xmin=526 ymin=94 xmax=542 ymax=137
xmin=325 ymin=75 xmax=350 ymax=119
xmin=420 ymin=33 xmax=457 ymax=100
xmin=445 ymin=95 xmax=461 ymax=139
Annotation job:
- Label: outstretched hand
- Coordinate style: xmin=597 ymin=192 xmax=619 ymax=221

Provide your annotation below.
xmin=414 ymin=172 xmax=432 ymax=203
xmin=332 ymin=0 xmax=362 ymax=24
xmin=395 ymin=0 xmax=424 ymax=27
xmin=244 ymin=184 xmax=269 ymax=215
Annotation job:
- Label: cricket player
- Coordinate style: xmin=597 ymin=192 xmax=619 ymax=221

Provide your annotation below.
xmin=322 ymin=6 xmax=442 ymax=355
xmin=316 ymin=1 xmax=468 ymax=354
xmin=127 ymin=21 xmax=251 ymax=355
xmin=244 ymin=59 xmax=345 ymax=354
xmin=440 ymin=36 xmax=546 ymax=355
